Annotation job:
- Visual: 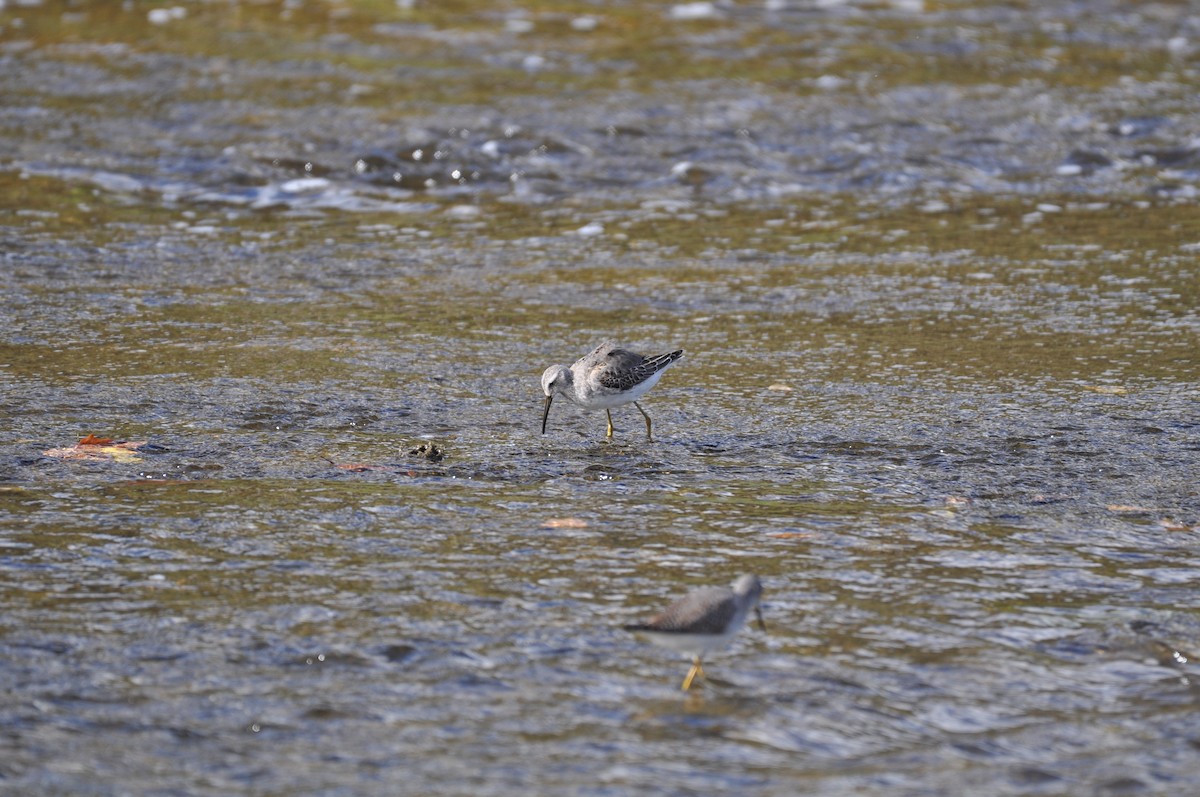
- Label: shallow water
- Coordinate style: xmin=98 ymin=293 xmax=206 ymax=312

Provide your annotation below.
xmin=2 ymin=1 xmax=1199 ymax=795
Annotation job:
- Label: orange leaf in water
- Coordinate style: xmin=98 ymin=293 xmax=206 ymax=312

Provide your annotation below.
xmin=78 ymin=434 xmax=114 ymax=446
xmin=337 ymin=463 xmax=376 ymax=473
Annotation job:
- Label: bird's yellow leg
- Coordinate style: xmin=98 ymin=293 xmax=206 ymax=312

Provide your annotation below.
xmin=606 ymin=409 xmax=614 ymax=438
xmin=681 ymin=657 xmax=703 ymax=691
xmin=634 ymin=401 xmax=653 ymax=440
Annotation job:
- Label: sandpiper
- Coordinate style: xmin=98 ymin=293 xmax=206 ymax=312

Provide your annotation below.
xmin=540 ymin=341 xmax=683 ymax=440
xmin=624 ymin=574 xmax=766 ymax=690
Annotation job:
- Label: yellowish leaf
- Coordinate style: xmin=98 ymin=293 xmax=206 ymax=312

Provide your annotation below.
xmin=542 ymin=517 xmax=588 ymax=529
xmin=45 ymin=439 xmax=146 ymax=463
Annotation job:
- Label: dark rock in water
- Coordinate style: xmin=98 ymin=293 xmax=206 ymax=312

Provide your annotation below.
xmin=1064 ymin=149 xmax=1114 ymax=173
xmin=407 ymin=442 xmax=445 ymax=462
xmin=380 ymin=643 xmax=417 ymax=664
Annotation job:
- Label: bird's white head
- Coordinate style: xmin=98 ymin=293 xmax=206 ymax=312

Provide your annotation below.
xmin=733 ymin=574 xmax=767 ymax=632
xmin=733 ymin=574 xmax=763 ymax=602
xmin=540 ymin=364 xmax=573 ymax=434
xmin=540 ymin=364 xmax=572 ymax=398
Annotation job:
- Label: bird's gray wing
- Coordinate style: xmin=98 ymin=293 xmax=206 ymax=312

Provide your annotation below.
xmin=625 ymin=587 xmax=737 ymax=634
xmin=596 ymin=348 xmax=683 ymax=392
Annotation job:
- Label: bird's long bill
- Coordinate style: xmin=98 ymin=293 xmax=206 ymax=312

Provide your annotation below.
xmin=541 ymin=394 xmax=553 ymax=434
xmin=755 ymin=605 xmax=767 ymax=633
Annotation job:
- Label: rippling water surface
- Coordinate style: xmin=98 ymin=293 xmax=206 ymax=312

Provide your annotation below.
xmin=2 ymin=1 xmax=1199 ymax=794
